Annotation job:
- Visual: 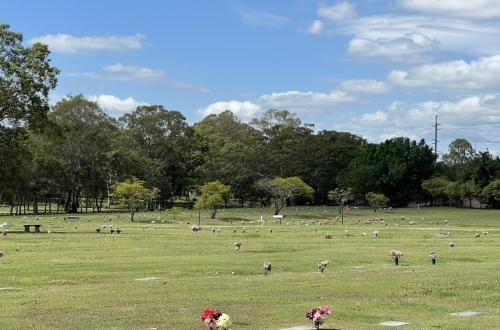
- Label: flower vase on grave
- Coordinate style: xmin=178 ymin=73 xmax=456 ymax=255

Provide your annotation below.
xmin=394 ymin=257 xmax=399 ymax=266
xmin=432 ymin=258 xmax=436 ymax=265
xmin=315 ymin=322 xmax=321 ymax=330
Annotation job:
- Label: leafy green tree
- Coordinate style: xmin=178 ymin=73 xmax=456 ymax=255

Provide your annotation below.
xmin=341 ymin=137 xmax=435 ymax=205
xmin=256 ymin=177 xmax=314 ymax=215
xmin=195 ymin=181 xmax=231 ymax=219
xmin=193 ymin=111 xmax=265 ymax=206
xmin=421 ymin=177 xmax=450 ymax=206
xmin=43 ymin=95 xmax=118 ymax=212
xmin=459 ymin=180 xmax=481 ymax=208
xmin=168 ymin=206 xmax=184 ymax=220
xmin=482 ymin=179 xmax=500 ymax=207
xmin=446 ymin=181 xmax=462 ymax=206
xmin=251 ymin=109 xmax=314 ymax=178
xmin=112 ymin=178 xmax=159 ymax=221
xmin=302 ymin=131 xmax=365 ymax=203
xmin=328 ymin=188 xmax=353 ymax=214
xmin=0 ymin=24 xmax=59 ymax=129
xmin=120 ymin=105 xmax=193 ymax=207
xmin=0 ymin=24 xmax=58 ymax=202
xmin=443 ymin=138 xmax=475 ymax=166
xmin=365 ymin=192 xmax=390 ymax=210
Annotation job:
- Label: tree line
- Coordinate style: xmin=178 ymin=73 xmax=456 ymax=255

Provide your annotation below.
xmin=2 ymin=24 xmax=500 ymax=215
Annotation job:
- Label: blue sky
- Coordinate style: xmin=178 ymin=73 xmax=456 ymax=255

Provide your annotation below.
xmin=3 ymin=0 xmax=500 ymax=155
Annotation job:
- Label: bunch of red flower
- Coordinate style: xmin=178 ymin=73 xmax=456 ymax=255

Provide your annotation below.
xmin=305 ymin=306 xmax=332 ymax=329
xmin=201 ymin=309 xmax=222 ymax=329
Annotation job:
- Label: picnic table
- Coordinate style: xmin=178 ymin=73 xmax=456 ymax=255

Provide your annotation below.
xmin=23 ymin=224 xmax=42 ymax=233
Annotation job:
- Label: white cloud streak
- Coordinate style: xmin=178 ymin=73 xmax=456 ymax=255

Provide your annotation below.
xmin=239 ymin=9 xmax=289 ymax=27
xmin=388 ymin=54 xmax=500 ymax=90
xmin=317 ymin=2 xmax=357 ymax=20
xmin=174 ymin=82 xmax=211 ymax=93
xmin=400 ymin=0 xmax=500 ymax=19
xmin=102 ymin=63 xmax=165 ymax=80
xmin=29 ymin=34 xmax=144 ymax=53
xmin=201 ymin=89 xmax=357 ymax=120
xmin=339 ymin=79 xmax=390 ymax=93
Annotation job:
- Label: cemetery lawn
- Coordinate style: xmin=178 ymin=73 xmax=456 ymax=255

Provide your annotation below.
xmin=0 ymin=206 xmax=499 ymax=329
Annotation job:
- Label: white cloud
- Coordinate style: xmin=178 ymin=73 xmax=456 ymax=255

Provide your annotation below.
xmin=326 ymin=14 xmax=500 ymax=59
xmin=360 ymin=111 xmax=388 ymax=125
xmin=29 ymin=34 xmax=144 ymax=53
xmin=339 ymin=79 xmax=390 ymax=93
xmin=102 ymin=63 xmax=165 ymax=80
xmin=307 ymin=20 xmax=324 ymax=34
xmin=388 ymin=54 xmax=500 ymax=89
xmin=400 ymin=0 xmax=500 ymax=19
xmin=348 ymin=33 xmax=437 ymax=61
xmin=201 ymin=100 xmax=262 ymax=119
xmin=239 ymin=9 xmax=289 ymax=27
xmin=258 ymin=90 xmax=356 ymax=112
xmin=174 ymin=82 xmax=211 ymax=93
xmin=318 ymin=2 xmax=357 ymax=20
xmin=201 ymin=89 xmax=357 ymax=120
xmin=88 ymin=95 xmax=147 ymax=114
xmin=347 ymin=95 xmax=500 ymax=144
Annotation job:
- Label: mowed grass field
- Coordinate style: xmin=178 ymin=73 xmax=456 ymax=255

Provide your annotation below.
xmin=0 ymin=206 xmax=499 ymax=329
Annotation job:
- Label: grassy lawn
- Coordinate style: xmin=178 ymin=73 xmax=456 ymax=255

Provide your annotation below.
xmin=0 ymin=206 xmax=499 ymax=329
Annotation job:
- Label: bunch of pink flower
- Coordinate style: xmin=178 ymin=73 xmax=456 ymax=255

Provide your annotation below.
xmin=305 ymin=305 xmax=332 ymax=329
xmin=389 ymin=250 xmax=403 ymax=258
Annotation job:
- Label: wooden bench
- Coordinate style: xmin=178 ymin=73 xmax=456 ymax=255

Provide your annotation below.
xmin=23 ymin=224 xmax=42 ymax=233
xmin=64 ymin=216 xmax=80 ymax=221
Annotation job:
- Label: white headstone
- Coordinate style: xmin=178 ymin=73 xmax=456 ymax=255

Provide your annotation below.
xmin=379 ymin=321 xmax=410 ymax=327
xmin=451 ymin=311 xmax=483 ymax=318
xmin=134 ymin=277 xmax=160 ymax=281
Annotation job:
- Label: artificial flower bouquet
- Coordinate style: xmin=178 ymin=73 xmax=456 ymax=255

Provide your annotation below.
xmin=200 ymin=309 xmax=231 ymax=330
xmin=305 ymin=305 xmax=332 ymax=329
xmin=389 ymin=250 xmax=403 ymax=265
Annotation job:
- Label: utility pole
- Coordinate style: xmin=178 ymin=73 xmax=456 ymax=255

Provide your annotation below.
xmin=432 ymin=115 xmax=440 ymax=156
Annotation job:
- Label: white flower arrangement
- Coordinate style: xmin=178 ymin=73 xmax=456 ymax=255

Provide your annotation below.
xmin=316 ymin=260 xmax=329 ymax=274
xmin=430 ymin=251 xmax=439 ymax=264
xmin=264 ymin=261 xmax=272 ymax=275
xmin=373 ymin=230 xmax=379 ymax=237
xmin=234 ymin=242 xmax=241 ymax=252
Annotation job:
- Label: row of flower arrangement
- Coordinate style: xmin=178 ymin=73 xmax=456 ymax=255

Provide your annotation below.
xmin=201 ymin=305 xmax=333 ymax=330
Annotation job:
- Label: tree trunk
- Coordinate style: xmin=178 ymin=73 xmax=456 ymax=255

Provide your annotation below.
xmin=34 ymin=193 xmax=38 ymax=215
xmin=210 ymin=208 xmax=217 ymax=219
xmin=274 ymin=199 xmax=286 ymax=215
xmin=130 ymin=209 xmax=135 ymax=222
